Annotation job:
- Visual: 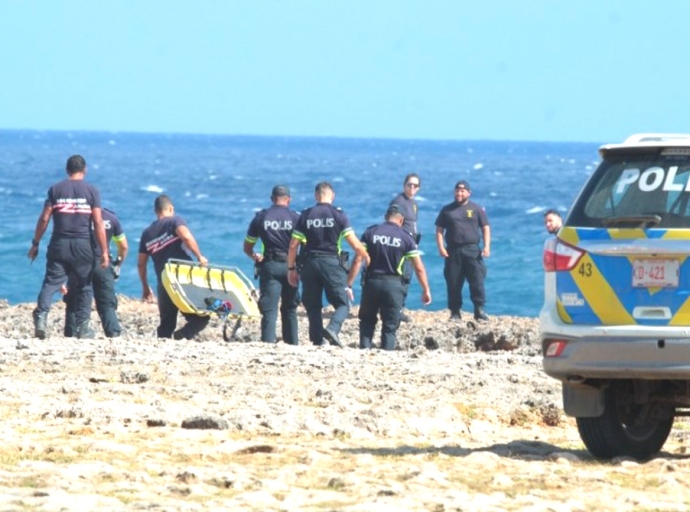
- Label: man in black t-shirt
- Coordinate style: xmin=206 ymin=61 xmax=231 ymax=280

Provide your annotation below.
xmin=28 ymin=155 xmax=109 ymax=339
xmin=349 ymin=204 xmax=431 ymax=350
xmin=244 ymin=185 xmax=300 ymax=344
xmin=138 ymin=195 xmax=210 ymax=339
xmin=435 ymin=180 xmax=491 ymax=322
xmin=286 ymin=182 xmax=370 ymax=347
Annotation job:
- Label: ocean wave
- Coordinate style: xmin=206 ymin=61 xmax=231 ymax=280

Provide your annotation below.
xmin=141 ymin=185 xmax=164 ymax=193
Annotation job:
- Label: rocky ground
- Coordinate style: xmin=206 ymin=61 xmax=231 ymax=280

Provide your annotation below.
xmin=0 ymin=297 xmax=689 ymax=511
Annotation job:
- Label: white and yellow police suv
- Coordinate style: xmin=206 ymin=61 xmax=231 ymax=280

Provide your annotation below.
xmin=541 ymin=133 xmax=690 ymax=460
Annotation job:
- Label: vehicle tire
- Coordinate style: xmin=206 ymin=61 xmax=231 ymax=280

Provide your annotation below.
xmin=576 ymin=381 xmax=674 ymax=460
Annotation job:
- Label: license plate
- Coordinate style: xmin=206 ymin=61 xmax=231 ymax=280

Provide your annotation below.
xmin=632 ymin=259 xmax=679 ymax=288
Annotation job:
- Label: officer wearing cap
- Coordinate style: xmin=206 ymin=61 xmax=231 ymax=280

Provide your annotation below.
xmin=243 ymin=185 xmax=300 ymax=344
xmin=286 ymin=181 xmax=370 ymax=347
xmin=349 ymin=204 xmax=431 ymax=350
xmin=435 ymin=180 xmax=491 ymax=321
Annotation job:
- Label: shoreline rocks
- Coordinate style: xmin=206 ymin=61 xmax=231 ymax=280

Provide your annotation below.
xmin=0 ymin=298 xmax=687 ymax=510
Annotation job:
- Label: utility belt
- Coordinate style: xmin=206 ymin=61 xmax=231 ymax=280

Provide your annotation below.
xmin=305 ymin=251 xmax=351 ymax=272
xmin=367 ymin=274 xmax=403 ymax=281
xmin=306 ymin=252 xmax=338 ymax=259
xmin=263 ymin=251 xmax=288 ymax=262
xmin=362 ymin=269 xmax=404 ymax=287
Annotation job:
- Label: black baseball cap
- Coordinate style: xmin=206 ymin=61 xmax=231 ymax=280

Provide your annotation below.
xmin=271 ymin=185 xmax=290 ymax=197
xmin=455 ymin=180 xmax=471 ymax=191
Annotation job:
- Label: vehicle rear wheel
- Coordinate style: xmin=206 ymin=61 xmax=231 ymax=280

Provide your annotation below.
xmin=576 ymin=381 xmax=674 ymax=460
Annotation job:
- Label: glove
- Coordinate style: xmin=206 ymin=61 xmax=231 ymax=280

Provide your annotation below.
xmin=112 ymin=256 xmax=123 ymax=280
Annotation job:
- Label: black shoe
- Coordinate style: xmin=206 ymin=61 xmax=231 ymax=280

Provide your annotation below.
xmin=76 ymin=320 xmax=95 ymax=339
xmin=474 ymin=309 xmax=489 ymax=322
xmin=33 ymin=309 xmax=47 ymax=340
xmin=323 ymin=327 xmax=343 ymax=348
xmin=400 ymin=312 xmax=411 ymax=323
xmin=449 ymin=311 xmax=461 ymax=321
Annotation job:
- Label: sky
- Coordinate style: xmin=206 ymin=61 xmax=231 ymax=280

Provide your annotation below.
xmin=1 ymin=0 xmax=688 ymax=143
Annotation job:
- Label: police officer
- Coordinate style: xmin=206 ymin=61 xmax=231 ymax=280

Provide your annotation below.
xmin=350 ymin=204 xmax=431 ymax=351
xmin=28 ymin=155 xmax=109 ymax=339
xmin=286 ymin=182 xmax=370 ymax=347
xmin=138 ymin=194 xmax=210 ymax=339
xmin=243 ymin=185 xmax=300 ymax=344
xmin=64 ymin=208 xmax=128 ymax=338
xmin=389 ymin=173 xmax=421 ymax=322
xmin=435 ymin=180 xmax=491 ymax=321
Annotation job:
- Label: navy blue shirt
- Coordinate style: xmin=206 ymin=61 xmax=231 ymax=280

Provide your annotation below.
xmin=361 ymin=221 xmax=419 ymax=277
xmin=435 ymin=200 xmax=489 ymax=246
xmin=245 ymin=205 xmax=299 ymax=254
xmin=390 ymin=192 xmax=418 ymax=236
xmin=93 ymin=208 xmax=125 ymax=257
xmin=292 ymin=203 xmax=354 ymax=255
xmin=45 ymin=179 xmax=102 ymax=240
xmin=138 ymin=215 xmax=194 ymax=279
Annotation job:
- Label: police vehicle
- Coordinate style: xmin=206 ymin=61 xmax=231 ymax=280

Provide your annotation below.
xmin=541 ymin=133 xmax=690 ymax=459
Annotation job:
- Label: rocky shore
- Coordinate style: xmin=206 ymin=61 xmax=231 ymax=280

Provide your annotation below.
xmin=0 ymin=297 xmax=689 ymax=511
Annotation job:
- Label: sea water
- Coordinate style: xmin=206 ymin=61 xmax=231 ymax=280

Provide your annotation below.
xmin=0 ymin=130 xmax=601 ymax=317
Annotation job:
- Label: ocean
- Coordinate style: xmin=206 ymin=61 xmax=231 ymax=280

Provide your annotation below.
xmin=0 ymin=130 xmax=601 ymax=318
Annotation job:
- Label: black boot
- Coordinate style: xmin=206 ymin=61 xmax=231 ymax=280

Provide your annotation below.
xmin=474 ymin=307 xmax=489 ymax=321
xmin=76 ymin=320 xmax=95 ymax=339
xmin=449 ymin=310 xmax=461 ymax=321
xmin=33 ymin=309 xmax=48 ymax=339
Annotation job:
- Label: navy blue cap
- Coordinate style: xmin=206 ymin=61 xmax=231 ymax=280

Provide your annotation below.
xmin=454 ymin=180 xmax=471 ymax=191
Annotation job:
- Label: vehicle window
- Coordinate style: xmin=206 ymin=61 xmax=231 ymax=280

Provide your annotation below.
xmin=570 ymin=153 xmax=690 ymax=228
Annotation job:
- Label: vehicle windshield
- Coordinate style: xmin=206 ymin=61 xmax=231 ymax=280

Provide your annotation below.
xmin=568 ymin=151 xmax=690 ymax=228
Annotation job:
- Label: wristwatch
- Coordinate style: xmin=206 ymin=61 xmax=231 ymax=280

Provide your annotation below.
xmin=287 ymin=266 xmax=296 ymax=271
xmin=31 ymin=239 xmax=39 ymax=247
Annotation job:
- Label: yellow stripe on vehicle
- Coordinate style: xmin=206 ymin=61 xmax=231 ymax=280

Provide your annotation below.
xmin=669 ymin=294 xmax=690 ymax=326
xmin=661 ymin=230 xmax=690 ymax=240
xmin=556 ymin=300 xmax=573 ymax=324
xmin=571 ymin=253 xmax=634 ymax=324
xmin=558 ymin=227 xmax=580 ymax=245
xmin=608 ymin=228 xmax=647 ymax=239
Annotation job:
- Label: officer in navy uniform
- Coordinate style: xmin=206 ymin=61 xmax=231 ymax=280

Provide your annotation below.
xmin=64 ymin=208 xmax=128 ymax=338
xmin=435 ymin=180 xmax=491 ymax=321
xmin=389 ymin=173 xmax=421 ymax=322
xmin=349 ymin=204 xmax=431 ymax=350
xmin=286 ymin=182 xmax=370 ymax=347
xmin=28 ymin=155 xmax=109 ymax=339
xmin=138 ymin=194 xmax=210 ymax=339
xmin=244 ymin=185 xmax=300 ymax=344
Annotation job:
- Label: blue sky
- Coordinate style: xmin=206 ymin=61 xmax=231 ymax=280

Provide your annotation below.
xmin=1 ymin=0 xmax=688 ymax=143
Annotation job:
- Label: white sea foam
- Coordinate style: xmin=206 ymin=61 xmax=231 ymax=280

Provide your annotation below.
xmin=473 ymin=163 xmax=484 ymax=170
xmin=141 ymin=185 xmax=164 ymax=193
xmin=196 ymin=194 xmax=209 ymax=200
xmin=526 ymin=206 xmax=544 ymax=214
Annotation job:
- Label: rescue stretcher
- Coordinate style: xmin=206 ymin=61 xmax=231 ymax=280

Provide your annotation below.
xmin=161 ymin=259 xmax=260 ymax=341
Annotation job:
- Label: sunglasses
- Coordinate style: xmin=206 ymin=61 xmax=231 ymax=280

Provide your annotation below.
xmin=405 ymin=182 xmax=420 ymax=188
